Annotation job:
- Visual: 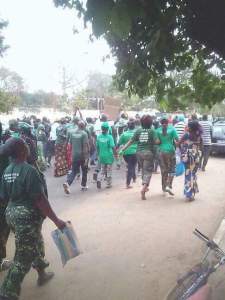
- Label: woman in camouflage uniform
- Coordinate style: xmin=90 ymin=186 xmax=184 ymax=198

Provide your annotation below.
xmin=0 ymin=138 xmax=66 ymax=300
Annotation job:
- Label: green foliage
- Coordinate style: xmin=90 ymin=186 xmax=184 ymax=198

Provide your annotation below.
xmin=0 ymin=67 xmax=23 ymax=113
xmin=0 ymin=19 xmax=9 ymax=57
xmin=54 ymin=0 xmax=225 ymax=108
xmin=0 ymin=90 xmax=20 ymax=113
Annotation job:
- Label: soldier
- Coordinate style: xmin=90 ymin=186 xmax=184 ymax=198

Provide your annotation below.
xmin=0 ymin=138 xmax=66 ymax=300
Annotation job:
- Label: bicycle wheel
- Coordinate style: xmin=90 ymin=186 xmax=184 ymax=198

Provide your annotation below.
xmin=165 ymin=263 xmax=209 ymax=300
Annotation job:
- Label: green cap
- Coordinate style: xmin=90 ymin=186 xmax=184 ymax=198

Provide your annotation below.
xmin=101 ymin=122 xmax=109 ymax=129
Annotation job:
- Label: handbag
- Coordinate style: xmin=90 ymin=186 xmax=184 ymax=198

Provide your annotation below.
xmin=51 ymin=221 xmax=82 ymax=266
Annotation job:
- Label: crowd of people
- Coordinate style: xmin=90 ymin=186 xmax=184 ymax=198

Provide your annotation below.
xmin=0 ymin=107 xmax=213 ymax=300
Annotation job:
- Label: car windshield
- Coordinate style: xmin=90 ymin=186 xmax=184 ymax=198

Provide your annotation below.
xmin=213 ymin=124 xmax=225 ymax=138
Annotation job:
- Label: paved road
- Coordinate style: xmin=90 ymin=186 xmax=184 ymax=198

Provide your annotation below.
xmin=1 ymin=156 xmax=225 ymax=300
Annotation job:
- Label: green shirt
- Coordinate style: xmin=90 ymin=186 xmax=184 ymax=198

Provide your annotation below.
xmin=68 ymin=129 xmax=89 ymax=160
xmin=132 ymin=128 xmax=156 ymax=152
xmin=1 ymin=162 xmax=44 ymax=209
xmin=157 ymin=125 xmax=178 ymax=153
xmin=97 ymin=133 xmax=115 ymax=164
xmin=118 ymin=129 xmax=137 ymax=155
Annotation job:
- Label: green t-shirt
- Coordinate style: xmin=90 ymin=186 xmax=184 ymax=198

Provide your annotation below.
xmin=68 ymin=129 xmax=89 ymax=160
xmin=132 ymin=128 xmax=156 ymax=152
xmin=1 ymin=162 xmax=44 ymax=209
xmin=118 ymin=129 xmax=137 ymax=155
xmin=97 ymin=133 xmax=115 ymax=164
xmin=157 ymin=125 xmax=178 ymax=153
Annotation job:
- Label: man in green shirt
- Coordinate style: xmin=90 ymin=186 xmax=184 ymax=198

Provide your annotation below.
xmin=96 ymin=122 xmax=116 ymax=188
xmin=157 ymin=116 xmax=179 ymax=195
xmin=118 ymin=119 xmax=137 ymax=188
xmin=63 ymin=121 xmax=90 ymax=194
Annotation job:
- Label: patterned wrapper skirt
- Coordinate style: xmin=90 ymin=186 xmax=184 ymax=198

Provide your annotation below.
xmin=54 ymin=143 xmax=68 ymax=177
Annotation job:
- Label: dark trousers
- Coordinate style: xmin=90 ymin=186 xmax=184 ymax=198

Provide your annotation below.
xmin=123 ymin=154 xmax=137 ymax=186
xmin=44 ymin=141 xmax=55 ymax=164
xmin=67 ymin=159 xmax=88 ymax=187
xmin=199 ymin=145 xmax=211 ymax=169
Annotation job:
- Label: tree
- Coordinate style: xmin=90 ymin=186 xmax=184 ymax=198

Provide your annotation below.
xmin=0 ymin=19 xmax=8 ymax=57
xmin=0 ymin=67 xmax=24 ymax=113
xmin=54 ymin=0 xmax=225 ymax=107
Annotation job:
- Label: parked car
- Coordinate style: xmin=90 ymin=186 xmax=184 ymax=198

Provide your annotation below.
xmin=211 ymin=121 xmax=225 ymax=154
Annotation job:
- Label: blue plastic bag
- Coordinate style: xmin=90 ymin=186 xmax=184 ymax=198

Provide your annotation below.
xmin=176 ymin=162 xmax=185 ymax=177
xmin=51 ymin=222 xmax=82 ymax=266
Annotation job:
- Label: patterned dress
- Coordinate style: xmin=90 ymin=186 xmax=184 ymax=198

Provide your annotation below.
xmin=180 ymin=133 xmax=202 ymax=199
xmin=54 ymin=125 xmax=68 ymax=177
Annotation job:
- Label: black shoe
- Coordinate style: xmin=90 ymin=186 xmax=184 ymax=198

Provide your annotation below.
xmin=97 ymin=181 xmax=101 ymax=189
xmin=37 ymin=271 xmax=55 ymax=286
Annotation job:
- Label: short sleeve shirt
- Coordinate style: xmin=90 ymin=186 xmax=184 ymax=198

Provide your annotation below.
xmin=68 ymin=129 xmax=89 ymax=160
xmin=97 ymin=134 xmax=115 ymax=164
xmin=131 ymin=128 xmax=156 ymax=152
xmin=1 ymin=162 xmax=44 ymax=209
xmin=157 ymin=126 xmax=178 ymax=153
xmin=118 ymin=129 xmax=137 ymax=155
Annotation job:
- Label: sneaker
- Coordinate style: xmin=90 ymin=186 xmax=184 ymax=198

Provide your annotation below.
xmin=63 ymin=183 xmax=70 ymax=194
xmin=97 ymin=181 xmax=101 ymax=189
xmin=81 ymin=186 xmax=88 ymax=191
xmin=165 ymin=187 xmax=174 ymax=196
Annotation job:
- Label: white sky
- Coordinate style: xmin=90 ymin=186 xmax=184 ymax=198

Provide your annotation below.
xmin=0 ymin=0 xmax=116 ymax=94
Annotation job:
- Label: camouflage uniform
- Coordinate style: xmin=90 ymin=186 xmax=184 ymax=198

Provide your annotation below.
xmin=137 ymin=151 xmax=154 ymax=186
xmin=159 ymin=152 xmax=176 ymax=191
xmin=0 ymin=161 xmax=49 ymax=300
xmin=0 ymin=207 xmax=48 ymax=300
xmin=0 ymin=205 xmax=10 ymax=264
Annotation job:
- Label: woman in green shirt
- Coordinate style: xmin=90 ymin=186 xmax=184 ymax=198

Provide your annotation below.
xmin=118 ymin=119 xmax=137 ymax=189
xmin=120 ymin=115 xmax=158 ymax=200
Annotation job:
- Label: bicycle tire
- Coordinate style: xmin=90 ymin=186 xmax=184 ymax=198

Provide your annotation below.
xmin=165 ymin=263 xmax=209 ymax=300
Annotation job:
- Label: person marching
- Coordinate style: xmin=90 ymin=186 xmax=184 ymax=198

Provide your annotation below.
xmin=120 ymin=115 xmax=158 ymax=200
xmin=63 ymin=121 xmax=90 ymax=194
xmin=0 ymin=138 xmax=66 ymax=300
xmin=118 ymin=119 xmax=137 ymax=189
xmin=179 ymin=121 xmax=202 ymax=201
xmin=96 ymin=122 xmax=117 ymax=189
xmin=157 ymin=116 xmax=179 ymax=196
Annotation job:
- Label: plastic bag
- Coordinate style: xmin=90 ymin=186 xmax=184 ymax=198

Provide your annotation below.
xmin=176 ymin=162 xmax=185 ymax=177
xmin=51 ymin=222 xmax=82 ymax=266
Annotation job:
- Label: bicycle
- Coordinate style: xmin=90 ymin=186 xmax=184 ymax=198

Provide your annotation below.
xmin=165 ymin=228 xmax=225 ymax=300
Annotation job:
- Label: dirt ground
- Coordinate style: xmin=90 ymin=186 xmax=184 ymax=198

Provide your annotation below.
xmin=1 ymin=156 xmax=225 ymax=300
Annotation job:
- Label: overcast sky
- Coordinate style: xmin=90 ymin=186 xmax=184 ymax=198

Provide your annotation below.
xmin=0 ymin=0 xmax=116 ymax=94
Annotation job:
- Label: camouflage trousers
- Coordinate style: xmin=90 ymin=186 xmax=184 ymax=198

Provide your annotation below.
xmin=137 ymin=151 xmax=154 ymax=186
xmin=0 ymin=206 xmax=10 ymax=263
xmin=159 ymin=152 xmax=176 ymax=191
xmin=98 ymin=164 xmax=113 ymax=186
xmin=0 ymin=206 xmax=48 ymax=300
